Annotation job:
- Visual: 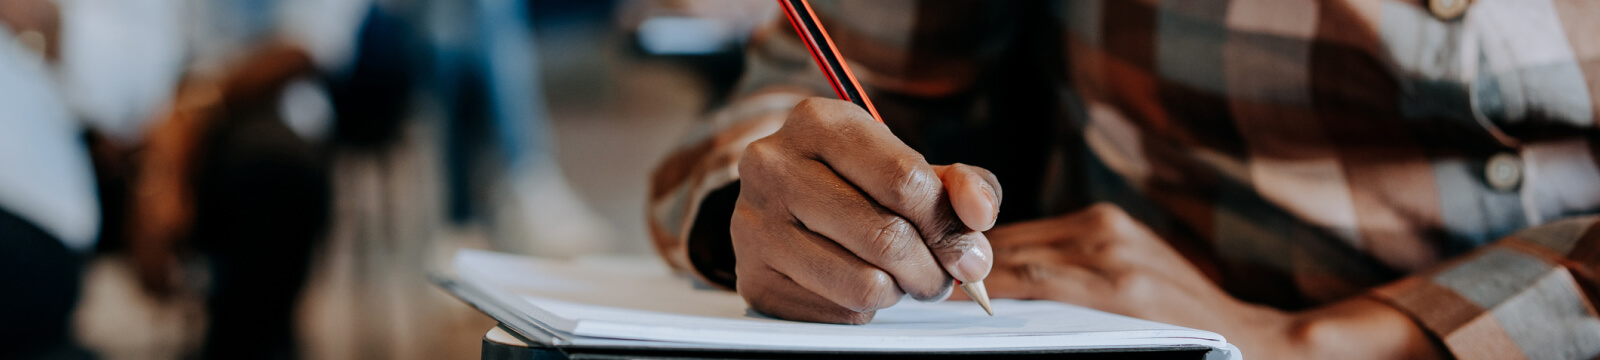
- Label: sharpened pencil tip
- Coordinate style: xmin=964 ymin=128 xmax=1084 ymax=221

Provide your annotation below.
xmin=960 ymin=281 xmax=993 ymax=316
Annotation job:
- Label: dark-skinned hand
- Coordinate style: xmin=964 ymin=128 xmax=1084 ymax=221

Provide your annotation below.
xmin=732 ymin=98 xmax=1001 ymax=324
xmin=956 ymin=204 xmax=1444 ymax=359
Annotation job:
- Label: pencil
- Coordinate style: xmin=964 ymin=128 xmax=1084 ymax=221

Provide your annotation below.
xmin=776 ymin=0 xmax=994 ymax=317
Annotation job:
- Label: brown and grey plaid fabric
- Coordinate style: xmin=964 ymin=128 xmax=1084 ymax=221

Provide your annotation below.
xmin=647 ymin=1 xmax=1600 ymax=358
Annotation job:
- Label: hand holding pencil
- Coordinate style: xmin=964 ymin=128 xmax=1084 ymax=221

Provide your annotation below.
xmin=724 ymin=0 xmax=999 ymax=325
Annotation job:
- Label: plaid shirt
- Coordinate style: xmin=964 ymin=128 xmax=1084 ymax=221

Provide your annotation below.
xmin=647 ymin=1 xmax=1600 ymax=358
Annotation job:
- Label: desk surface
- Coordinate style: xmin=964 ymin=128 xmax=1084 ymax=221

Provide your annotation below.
xmin=483 ymin=326 xmax=565 ymax=360
xmin=486 ymin=326 xmax=532 ymax=347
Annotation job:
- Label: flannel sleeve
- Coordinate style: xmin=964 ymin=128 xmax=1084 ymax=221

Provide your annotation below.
xmin=645 ymin=16 xmax=831 ymax=287
xmin=1367 ymin=2 xmax=1600 ymax=357
xmin=1372 ymin=216 xmax=1600 ymax=359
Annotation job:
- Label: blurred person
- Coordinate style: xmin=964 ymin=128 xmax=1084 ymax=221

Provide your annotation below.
xmin=127 ymin=0 xmax=409 ymax=359
xmin=427 ymin=0 xmax=611 ymax=257
xmin=133 ymin=46 xmax=333 ymax=360
xmin=650 ymin=1 xmax=1600 ymax=359
xmin=138 ymin=0 xmax=619 ymax=355
xmin=0 ymin=0 xmax=400 ymax=359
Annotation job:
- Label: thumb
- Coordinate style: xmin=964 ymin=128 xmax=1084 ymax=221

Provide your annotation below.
xmin=934 ymin=164 xmax=1002 ymax=231
xmin=931 ymin=164 xmax=1001 ymax=284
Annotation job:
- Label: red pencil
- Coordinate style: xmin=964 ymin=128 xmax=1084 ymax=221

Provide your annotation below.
xmin=776 ymin=0 xmax=884 ymax=123
xmin=775 ymin=0 xmax=993 ymax=316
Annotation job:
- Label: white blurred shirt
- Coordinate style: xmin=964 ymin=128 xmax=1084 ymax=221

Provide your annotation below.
xmin=0 ymin=28 xmax=100 ymax=252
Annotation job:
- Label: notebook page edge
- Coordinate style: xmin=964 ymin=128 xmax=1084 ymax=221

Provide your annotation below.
xmin=452 ymin=250 xmax=581 ymax=338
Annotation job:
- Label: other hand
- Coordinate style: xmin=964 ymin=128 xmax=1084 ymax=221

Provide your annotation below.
xmin=970 ymin=204 xmax=1443 ymax=359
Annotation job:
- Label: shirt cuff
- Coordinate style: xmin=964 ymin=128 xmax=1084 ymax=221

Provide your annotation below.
xmin=1370 ymin=216 xmax=1600 ymax=360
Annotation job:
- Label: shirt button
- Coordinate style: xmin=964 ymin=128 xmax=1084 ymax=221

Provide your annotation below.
xmin=1485 ymin=152 xmax=1522 ymax=191
xmin=1430 ymin=0 xmax=1470 ymax=20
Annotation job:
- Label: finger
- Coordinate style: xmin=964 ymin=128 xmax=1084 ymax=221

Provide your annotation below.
xmin=1057 ymin=204 xmax=1160 ymax=274
xmin=779 ymin=98 xmax=948 ymax=232
xmin=781 ymin=161 xmax=950 ymax=301
xmin=781 ymin=99 xmax=940 ymax=219
xmin=985 ymin=215 xmax=1078 ymax=249
xmin=982 ymin=255 xmax=1106 ymax=305
xmin=730 ymin=204 xmax=900 ymax=319
xmin=780 ymin=98 xmax=990 ymax=285
xmin=933 ymin=164 xmax=1002 ymax=232
xmin=739 ymin=265 xmax=876 ymax=324
xmin=764 ymin=222 xmax=905 ymax=313
xmin=937 ymin=232 xmax=994 ymax=285
xmin=994 ymin=220 xmax=1133 ymax=282
xmin=949 ymin=262 xmax=1034 ymax=301
xmin=1019 ymin=263 xmax=1105 ymax=306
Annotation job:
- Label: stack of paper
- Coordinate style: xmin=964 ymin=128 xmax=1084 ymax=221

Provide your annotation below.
xmin=443 ymin=249 xmax=1240 ymax=359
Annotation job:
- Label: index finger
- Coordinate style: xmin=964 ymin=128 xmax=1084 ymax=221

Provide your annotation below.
xmin=778 ymin=98 xmax=991 ymax=283
xmin=781 ymin=99 xmax=945 ymax=225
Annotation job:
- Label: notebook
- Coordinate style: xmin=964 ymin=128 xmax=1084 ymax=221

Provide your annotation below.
xmin=439 ymin=249 xmax=1241 ymax=359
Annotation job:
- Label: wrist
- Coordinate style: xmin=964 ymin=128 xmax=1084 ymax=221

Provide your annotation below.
xmin=1218 ymin=301 xmax=1302 ymax=359
xmin=1284 ymin=297 xmax=1446 ymax=360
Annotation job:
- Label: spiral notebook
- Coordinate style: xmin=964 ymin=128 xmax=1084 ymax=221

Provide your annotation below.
xmin=436 ymin=249 xmax=1240 ymax=359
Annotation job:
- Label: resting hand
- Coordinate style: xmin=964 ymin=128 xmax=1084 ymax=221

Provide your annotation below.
xmin=970 ymin=204 xmax=1443 ymax=359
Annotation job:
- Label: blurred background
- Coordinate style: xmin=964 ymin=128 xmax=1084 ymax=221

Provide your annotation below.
xmin=0 ymin=0 xmax=774 ymax=359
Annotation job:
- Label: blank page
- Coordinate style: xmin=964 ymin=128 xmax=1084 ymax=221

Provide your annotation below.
xmin=453 ymin=249 xmax=1236 ymax=355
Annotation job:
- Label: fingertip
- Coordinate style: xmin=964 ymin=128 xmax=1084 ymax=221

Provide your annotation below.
xmin=976 ymin=180 xmax=998 ymax=229
xmin=951 ymin=171 xmax=998 ymax=232
xmin=948 ymin=234 xmax=994 ymax=283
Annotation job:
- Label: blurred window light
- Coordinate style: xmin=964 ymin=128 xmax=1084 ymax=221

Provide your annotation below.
xmin=636 ymin=16 xmax=737 ymax=55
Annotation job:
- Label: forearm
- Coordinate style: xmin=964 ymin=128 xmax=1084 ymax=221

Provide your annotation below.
xmin=1282 ymin=297 xmax=1445 ymax=360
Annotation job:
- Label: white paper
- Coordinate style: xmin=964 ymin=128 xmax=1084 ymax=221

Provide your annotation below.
xmin=452 ymin=249 xmax=1239 ymax=357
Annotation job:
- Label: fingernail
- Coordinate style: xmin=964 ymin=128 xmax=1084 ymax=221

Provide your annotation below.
xmin=950 ymin=244 xmax=992 ymax=283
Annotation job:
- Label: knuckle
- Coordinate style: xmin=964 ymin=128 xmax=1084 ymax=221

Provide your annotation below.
xmin=924 ymin=232 xmax=974 ymax=257
xmin=1017 ymin=263 xmax=1052 ymax=285
xmin=790 ymin=98 xmax=821 ymax=117
xmin=734 ymin=270 xmax=770 ymax=302
xmin=1101 ymin=240 xmax=1138 ymax=265
xmin=739 ymin=141 xmax=800 ymax=188
xmin=739 ymin=139 xmax=780 ymax=175
xmin=1111 ymin=271 xmax=1156 ymax=300
xmin=880 ymin=156 xmax=940 ymax=211
xmin=1082 ymin=203 xmax=1133 ymax=230
xmin=839 ymin=310 xmax=876 ymax=325
xmin=841 ymin=270 xmax=900 ymax=312
xmin=728 ymin=206 xmax=760 ymax=246
xmin=794 ymin=97 xmax=826 ymax=112
xmin=789 ymin=98 xmax=837 ymax=128
xmin=865 ymin=217 xmax=918 ymax=261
